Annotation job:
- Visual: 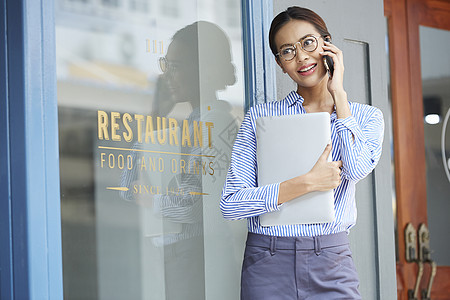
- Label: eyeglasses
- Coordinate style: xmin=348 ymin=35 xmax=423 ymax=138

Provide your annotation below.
xmin=276 ymin=35 xmax=323 ymax=61
xmin=159 ymin=57 xmax=173 ymax=73
xmin=159 ymin=57 xmax=182 ymax=74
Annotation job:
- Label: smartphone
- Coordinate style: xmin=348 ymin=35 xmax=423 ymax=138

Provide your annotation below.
xmin=323 ymin=38 xmax=334 ymax=78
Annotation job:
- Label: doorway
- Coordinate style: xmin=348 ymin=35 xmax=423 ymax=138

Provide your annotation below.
xmin=385 ymin=0 xmax=450 ymax=298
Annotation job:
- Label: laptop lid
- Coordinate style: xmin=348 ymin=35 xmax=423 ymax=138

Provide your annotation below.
xmin=256 ymin=112 xmax=335 ymax=227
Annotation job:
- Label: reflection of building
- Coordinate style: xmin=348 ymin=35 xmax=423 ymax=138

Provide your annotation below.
xmin=55 ymin=0 xmax=244 ymax=108
xmin=2 ymin=0 xmax=450 ymax=299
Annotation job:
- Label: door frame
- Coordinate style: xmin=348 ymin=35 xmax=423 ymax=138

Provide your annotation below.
xmin=385 ymin=0 xmax=450 ymax=298
xmin=0 ymin=0 xmax=63 ymax=298
xmin=242 ymin=0 xmax=277 ymax=109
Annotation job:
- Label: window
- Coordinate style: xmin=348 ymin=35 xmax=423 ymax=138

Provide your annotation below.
xmin=55 ymin=0 xmax=247 ymax=298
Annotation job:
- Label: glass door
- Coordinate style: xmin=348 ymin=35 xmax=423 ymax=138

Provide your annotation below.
xmin=386 ymin=0 xmax=450 ymax=297
xmin=420 ymin=25 xmax=450 ymax=297
xmin=55 ymin=1 xmax=247 ymax=299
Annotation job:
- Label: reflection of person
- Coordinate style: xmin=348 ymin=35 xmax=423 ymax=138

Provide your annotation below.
xmin=221 ymin=6 xmax=384 ymax=299
xmin=153 ymin=20 xmax=236 ymax=117
xmin=155 ymin=21 xmax=238 ymax=300
xmin=122 ymin=21 xmax=238 ymax=299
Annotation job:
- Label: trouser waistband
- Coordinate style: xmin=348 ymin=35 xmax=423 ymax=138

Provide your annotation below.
xmin=246 ymin=232 xmax=349 ymax=255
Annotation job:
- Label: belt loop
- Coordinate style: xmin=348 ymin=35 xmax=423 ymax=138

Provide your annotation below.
xmin=314 ymin=236 xmax=322 ymax=256
xmin=270 ymin=236 xmax=276 ymax=256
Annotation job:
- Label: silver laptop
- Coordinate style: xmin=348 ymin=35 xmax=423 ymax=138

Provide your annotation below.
xmin=256 ymin=112 xmax=335 ymax=227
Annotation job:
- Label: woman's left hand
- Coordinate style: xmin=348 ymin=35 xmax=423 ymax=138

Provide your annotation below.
xmin=320 ymin=41 xmax=345 ymax=97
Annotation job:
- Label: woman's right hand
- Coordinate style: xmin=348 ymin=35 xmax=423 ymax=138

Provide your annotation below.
xmin=278 ymin=144 xmax=342 ymax=205
xmin=306 ymin=144 xmax=342 ymax=191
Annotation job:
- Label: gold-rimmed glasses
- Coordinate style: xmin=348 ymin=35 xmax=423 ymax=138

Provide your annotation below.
xmin=158 ymin=56 xmax=173 ymax=73
xmin=276 ymin=35 xmax=323 ymax=61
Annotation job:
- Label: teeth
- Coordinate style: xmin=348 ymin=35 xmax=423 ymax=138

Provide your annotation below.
xmin=300 ymin=64 xmax=316 ymax=72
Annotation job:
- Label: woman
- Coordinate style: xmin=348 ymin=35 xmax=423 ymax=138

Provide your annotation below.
xmin=220 ymin=6 xmax=384 ymax=299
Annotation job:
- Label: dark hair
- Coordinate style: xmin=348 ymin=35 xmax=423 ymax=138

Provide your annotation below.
xmin=269 ymin=6 xmax=331 ymax=58
xmin=171 ymin=21 xmax=236 ymax=87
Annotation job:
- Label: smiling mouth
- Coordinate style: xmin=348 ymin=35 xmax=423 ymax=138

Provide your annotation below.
xmin=298 ymin=64 xmax=317 ymax=73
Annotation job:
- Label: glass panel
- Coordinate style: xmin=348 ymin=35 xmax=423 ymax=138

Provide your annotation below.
xmin=385 ymin=18 xmax=399 ymax=262
xmin=420 ymin=25 xmax=450 ymax=266
xmin=56 ymin=1 xmax=247 ymax=299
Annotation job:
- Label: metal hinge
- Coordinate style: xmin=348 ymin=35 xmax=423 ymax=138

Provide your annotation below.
xmin=418 ymin=224 xmax=436 ymax=300
xmin=406 ymin=223 xmax=437 ymax=300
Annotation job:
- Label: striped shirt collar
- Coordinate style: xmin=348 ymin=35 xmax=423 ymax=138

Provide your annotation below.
xmin=285 ymin=91 xmax=305 ymax=107
xmin=284 ymin=90 xmax=338 ymax=120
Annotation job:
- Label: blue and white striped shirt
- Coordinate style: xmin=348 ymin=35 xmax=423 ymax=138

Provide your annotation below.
xmin=220 ymin=91 xmax=384 ymax=237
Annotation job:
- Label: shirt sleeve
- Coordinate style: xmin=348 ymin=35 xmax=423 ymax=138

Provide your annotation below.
xmin=220 ymin=108 xmax=281 ymax=220
xmin=335 ymin=106 xmax=384 ymax=182
xmin=153 ymin=193 xmax=202 ymax=224
xmin=119 ymin=143 xmax=141 ymax=201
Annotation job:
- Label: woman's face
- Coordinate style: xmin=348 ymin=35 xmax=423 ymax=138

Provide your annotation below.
xmin=164 ymin=40 xmax=199 ymax=102
xmin=274 ymin=20 xmax=328 ymax=90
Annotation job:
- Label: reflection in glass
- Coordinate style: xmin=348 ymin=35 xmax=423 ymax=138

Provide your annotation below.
xmin=56 ymin=1 xmax=247 ymax=299
xmin=420 ymin=26 xmax=450 ymax=266
xmin=384 ymin=18 xmax=399 ymax=262
xmin=120 ymin=21 xmax=239 ymax=300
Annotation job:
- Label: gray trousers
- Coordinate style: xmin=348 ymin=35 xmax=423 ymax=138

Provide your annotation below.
xmin=241 ymin=232 xmax=361 ymax=300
